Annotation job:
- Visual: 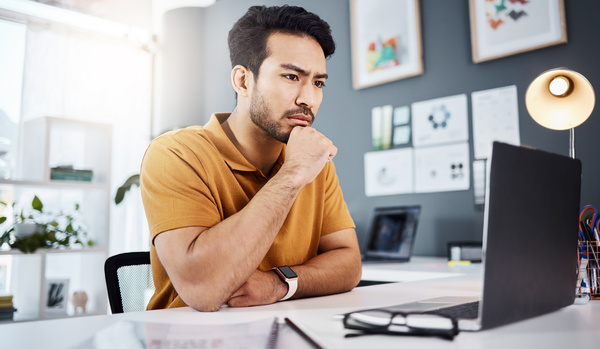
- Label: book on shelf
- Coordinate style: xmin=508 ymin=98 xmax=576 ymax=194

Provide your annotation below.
xmin=0 ymin=294 xmax=13 ymax=307
xmin=50 ymin=166 xmax=93 ymax=182
xmin=0 ymin=295 xmax=16 ymax=321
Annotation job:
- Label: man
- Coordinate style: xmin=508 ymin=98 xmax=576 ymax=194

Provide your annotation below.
xmin=140 ymin=5 xmax=361 ymax=312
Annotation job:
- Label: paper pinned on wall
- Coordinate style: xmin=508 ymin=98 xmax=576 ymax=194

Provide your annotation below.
xmin=411 ymin=94 xmax=469 ymax=148
xmin=414 ymin=142 xmax=470 ymax=193
xmin=392 ymin=125 xmax=411 ymax=146
xmin=393 ymin=106 xmax=410 ymax=125
xmin=471 ymin=85 xmax=520 ymax=159
xmin=473 ymin=159 xmax=487 ymax=206
xmin=364 ymin=148 xmax=414 ymax=197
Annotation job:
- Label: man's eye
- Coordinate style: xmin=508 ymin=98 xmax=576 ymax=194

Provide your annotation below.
xmin=314 ymin=81 xmax=325 ymax=88
xmin=284 ymin=74 xmax=299 ymax=81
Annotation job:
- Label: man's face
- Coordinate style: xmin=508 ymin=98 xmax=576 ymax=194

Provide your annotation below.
xmin=248 ymin=32 xmax=328 ymax=143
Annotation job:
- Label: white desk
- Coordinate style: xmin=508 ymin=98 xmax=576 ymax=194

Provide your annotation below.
xmin=2 ymin=259 xmax=599 ymax=349
xmin=361 ymin=256 xmax=480 ymax=282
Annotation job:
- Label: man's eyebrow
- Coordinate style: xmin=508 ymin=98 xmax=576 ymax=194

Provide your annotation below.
xmin=280 ymin=63 xmax=328 ymax=80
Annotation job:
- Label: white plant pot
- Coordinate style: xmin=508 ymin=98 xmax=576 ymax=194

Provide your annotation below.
xmin=14 ymin=223 xmax=45 ymax=238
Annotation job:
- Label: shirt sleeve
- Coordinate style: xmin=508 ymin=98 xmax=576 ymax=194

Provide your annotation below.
xmin=140 ymin=134 xmax=222 ymax=241
xmin=320 ymin=161 xmax=355 ymax=235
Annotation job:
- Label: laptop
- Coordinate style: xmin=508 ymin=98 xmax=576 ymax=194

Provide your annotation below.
xmin=365 ymin=142 xmax=582 ymax=331
xmin=361 ymin=205 xmax=421 ymax=263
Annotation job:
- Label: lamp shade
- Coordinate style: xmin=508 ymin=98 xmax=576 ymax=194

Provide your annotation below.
xmin=525 ymin=68 xmax=595 ymax=130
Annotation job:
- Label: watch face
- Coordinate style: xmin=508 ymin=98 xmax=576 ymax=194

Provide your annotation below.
xmin=278 ymin=266 xmax=297 ymax=279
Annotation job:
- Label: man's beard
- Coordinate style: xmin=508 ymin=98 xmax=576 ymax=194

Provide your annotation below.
xmin=249 ymin=87 xmax=315 ymax=144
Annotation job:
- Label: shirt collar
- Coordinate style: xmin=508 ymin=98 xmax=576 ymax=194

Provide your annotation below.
xmin=204 ymin=113 xmax=286 ymax=176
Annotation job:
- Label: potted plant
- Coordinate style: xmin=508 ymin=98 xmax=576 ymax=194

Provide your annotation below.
xmin=0 ymin=195 xmax=94 ymax=253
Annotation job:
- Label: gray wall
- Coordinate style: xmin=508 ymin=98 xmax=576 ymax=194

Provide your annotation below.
xmin=159 ymin=0 xmax=600 ymax=256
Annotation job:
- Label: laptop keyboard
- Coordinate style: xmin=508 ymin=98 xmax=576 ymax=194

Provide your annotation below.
xmin=424 ymin=301 xmax=480 ymax=319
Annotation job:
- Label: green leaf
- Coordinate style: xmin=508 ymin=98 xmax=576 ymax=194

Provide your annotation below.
xmin=32 ymin=195 xmax=43 ymax=212
xmin=114 ymin=174 xmax=140 ymax=205
xmin=0 ymin=217 xmax=6 ymax=224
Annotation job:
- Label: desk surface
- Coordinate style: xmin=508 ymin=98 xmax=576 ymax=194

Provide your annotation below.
xmin=2 ymin=258 xmax=599 ymax=349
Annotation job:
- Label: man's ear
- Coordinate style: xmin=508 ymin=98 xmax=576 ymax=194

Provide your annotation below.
xmin=231 ymin=65 xmax=252 ymax=98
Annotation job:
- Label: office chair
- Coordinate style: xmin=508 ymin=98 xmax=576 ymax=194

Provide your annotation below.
xmin=104 ymin=251 xmax=155 ymax=313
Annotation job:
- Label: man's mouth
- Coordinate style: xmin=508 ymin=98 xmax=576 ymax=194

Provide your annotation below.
xmin=287 ymin=114 xmax=313 ymax=126
xmin=284 ymin=108 xmax=314 ymax=126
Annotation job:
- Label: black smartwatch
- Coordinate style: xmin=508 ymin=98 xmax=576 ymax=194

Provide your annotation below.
xmin=272 ymin=266 xmax=298 ymax=301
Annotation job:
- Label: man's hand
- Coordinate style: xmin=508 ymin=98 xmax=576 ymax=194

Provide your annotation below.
xmin=226 ymin=269 xmax=288 ymax=307
xmin=282 ymin=126 xmax=337 ymax=187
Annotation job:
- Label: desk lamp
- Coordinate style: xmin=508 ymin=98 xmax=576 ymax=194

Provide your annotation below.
xmin=525 ymin=68 xmax=595 ymax=158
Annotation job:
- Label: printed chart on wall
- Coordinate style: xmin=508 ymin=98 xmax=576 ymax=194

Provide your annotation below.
xmin=471 ymin=85 xmax=520 ymax=160
xmin=414 ymin=143 xmax=470 ymax=193
xmin=411 ymin=94 xmax=469 ymax=147
xmin=411 ymin=94 xmax=470 ymax=193
xmin=364 ymin=148 xmax=414 ymax=197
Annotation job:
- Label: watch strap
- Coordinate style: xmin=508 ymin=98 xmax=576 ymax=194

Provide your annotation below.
xmin=280 ymin=276 xmax=297 ymax=301
xmin=273 ymin=266 xmax=298 ymax=301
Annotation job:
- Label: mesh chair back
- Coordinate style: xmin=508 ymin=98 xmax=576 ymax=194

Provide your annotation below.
xmin=104 ymin=251 xmax=154 ymax=313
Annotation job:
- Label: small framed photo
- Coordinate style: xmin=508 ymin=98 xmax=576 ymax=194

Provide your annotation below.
xmin=45 ymin=278 xmax=69 ymax=316
xmin=350 ymin=0 xmax=423 ymax=90
xmin=469 ymin=0 xmax=567 ymax=63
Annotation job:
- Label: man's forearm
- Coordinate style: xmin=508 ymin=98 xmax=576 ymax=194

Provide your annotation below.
xmin=166 ymin=166 xmax=306 ymax=311
xmin=290 ymin=231 xmax=362 ymax=299
xmin=225 ymin=228 xmax=362 ymax=308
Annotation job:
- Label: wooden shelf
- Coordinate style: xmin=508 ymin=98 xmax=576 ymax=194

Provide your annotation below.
xmin=0 ymin=179 xmax=109 ymax=190
xmin=0 ymin=247 xmax=107 ymax=256
xmin=0 ymin=117 xmax=112 ymax=321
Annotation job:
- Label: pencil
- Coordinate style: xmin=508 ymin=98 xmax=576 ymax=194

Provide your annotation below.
xmin=284 ymin=317 xmax=324 ymax=349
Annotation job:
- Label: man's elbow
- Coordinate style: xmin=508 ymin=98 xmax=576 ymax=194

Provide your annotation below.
xmin=179 ymin=284 xmax=228 ymax=312
xmin=349 ymin=260 xmax=363 ymax=289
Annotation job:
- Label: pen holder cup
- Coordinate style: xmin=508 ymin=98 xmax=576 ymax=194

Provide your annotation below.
xmin=577 ymin=241 xmax=600 ymax=300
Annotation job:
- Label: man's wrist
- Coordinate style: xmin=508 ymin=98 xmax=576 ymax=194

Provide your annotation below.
xmin=272 ymin=266 xmax=298 ymax=301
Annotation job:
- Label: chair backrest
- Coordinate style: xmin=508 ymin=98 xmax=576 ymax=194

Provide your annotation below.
xmin=104 ymin=251 xmax=154 ymax=314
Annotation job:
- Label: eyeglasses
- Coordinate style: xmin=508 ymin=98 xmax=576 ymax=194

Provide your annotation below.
xmin=343 ymin=309 xmax=459 ymax=340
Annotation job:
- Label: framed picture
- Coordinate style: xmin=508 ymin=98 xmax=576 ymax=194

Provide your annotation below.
xmin=350 ymin=0 xmax=423 ymax=90
xmin=469 ymin=0 xmax=567 ymax=63
xmin=45 ymin=278 xmax=69 ymax=316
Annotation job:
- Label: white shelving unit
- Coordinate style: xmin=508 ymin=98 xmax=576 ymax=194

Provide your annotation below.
xmin=0 ymin=116 xmax=111 ymax=321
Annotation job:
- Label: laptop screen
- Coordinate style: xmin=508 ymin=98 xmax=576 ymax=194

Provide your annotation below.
xmin=479 ymin=142 xmax=581 ymax=329
xmin=364 ymin=205 xmax=421 ymax=261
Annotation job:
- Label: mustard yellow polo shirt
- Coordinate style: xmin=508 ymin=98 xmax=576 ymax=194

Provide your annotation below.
xmin=140 ymin=113 xmax=355 ymax=309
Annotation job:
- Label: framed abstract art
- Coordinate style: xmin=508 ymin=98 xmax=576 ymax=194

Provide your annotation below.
xmin=469 ymin=0 xmax=567 ymax=63
xmin=350 ymin=0 xmax=423 ymax=89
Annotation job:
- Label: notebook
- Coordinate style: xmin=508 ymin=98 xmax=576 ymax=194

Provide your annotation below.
xmin=361 ymin=205 xmax=421 ymax=263
xmin=366 ymin=142 xmax=582 ymax=331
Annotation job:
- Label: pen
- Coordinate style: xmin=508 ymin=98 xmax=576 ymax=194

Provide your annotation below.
xmin=284 ymin=317 xmax=324 ymax=349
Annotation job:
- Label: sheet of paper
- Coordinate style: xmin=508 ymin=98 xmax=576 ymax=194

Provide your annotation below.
xmin=393 ymin=106 xmax=410 ymax=125
xmin=392 ymin=125 xmax=410 ymax=145
xmin=414 ymin=143 xmax=470 ymax=193
xmin=471 ymin=85 xmax=520 ymax=159
xmin=411 ymin=94 xmax=469 ymax=147
xmin=76 ymin=317 xmax=291 ymax=349
xmin=472 ymin=159 xmax=487 ymax=206
xmin=364 ymin=148 xmax=413 ymax=197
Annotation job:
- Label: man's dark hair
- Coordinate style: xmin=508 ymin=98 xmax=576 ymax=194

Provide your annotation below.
xmin=228 ymin=5 xmax=335 ymax=79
